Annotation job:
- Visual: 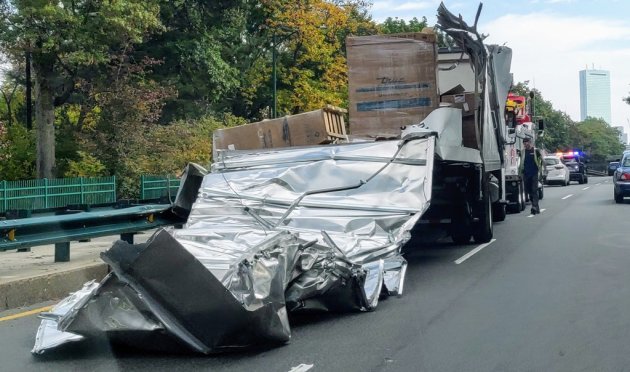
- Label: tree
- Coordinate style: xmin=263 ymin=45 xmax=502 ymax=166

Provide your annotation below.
xmin=0 ymin=0 xmax=162 ymax=178
xmin=571 ymin=117 xmax=624 ymax=162
xmin=135 ymin=0 xmax=251 ymax=122
xmin=379 ymin=16 xmax=427 ymax=34
xmin=254 ymin=0 xmax=377 ymax=117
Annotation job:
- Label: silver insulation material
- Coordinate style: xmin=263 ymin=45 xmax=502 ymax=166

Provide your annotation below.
xmin=32 ymin=136 xmax=436 ymax=354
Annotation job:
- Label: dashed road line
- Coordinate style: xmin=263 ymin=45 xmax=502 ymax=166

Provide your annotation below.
xmin=582 ymin=186 xmax=590 ymax=190
xmin=288 ymin=364 xmax=314 ymax=372
xmin=455 ymin=239 xmax=497 ymax=265
xmin=562 ymin=194 xmax=573 ymax=200
xmin=526 ymin=208 xmax=546 ymax=218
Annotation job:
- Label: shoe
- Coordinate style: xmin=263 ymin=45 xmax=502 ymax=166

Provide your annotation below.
xmin=531 ymin=208 xmax=539 ymax=215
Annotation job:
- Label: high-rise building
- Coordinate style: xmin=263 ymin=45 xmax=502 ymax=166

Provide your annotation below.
xmin=579 ymin=68 xmax=611 ymax=124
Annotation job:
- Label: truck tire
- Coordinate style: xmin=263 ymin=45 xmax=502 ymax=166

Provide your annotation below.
xmin=451 ymin=205 xmax=473 ymax=244
xmin=519 ymin=182 xmax=526 ymax=211
xmin=493 ymin=202 xmax=506 ymax=222
xmin=473 ymin=177 xmax=493 ymax=244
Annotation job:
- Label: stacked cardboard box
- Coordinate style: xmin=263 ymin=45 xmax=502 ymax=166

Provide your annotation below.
xmin=212 ymin=106 xmax=347 ymax=152
xmin=346 ymin=30 xmax=439 ymax=138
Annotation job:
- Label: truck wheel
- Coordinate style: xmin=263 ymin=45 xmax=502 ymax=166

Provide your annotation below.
xmin=520 ymin=182 xmax=526 ymax=211
xmin=493 ymin=202 xmax=506 ymax=222
xmin=451 ymin=205 xmax=473 ymax=244
xmin=473 ymin=178 xmax=493 ymax=244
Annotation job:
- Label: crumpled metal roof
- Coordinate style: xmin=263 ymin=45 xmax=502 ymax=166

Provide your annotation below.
xmin=33 ymin=135 xmax=436 ymax=354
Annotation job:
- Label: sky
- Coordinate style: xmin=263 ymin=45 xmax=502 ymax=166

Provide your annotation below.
xmin=370 ymin=0 xmax=630 ymax=137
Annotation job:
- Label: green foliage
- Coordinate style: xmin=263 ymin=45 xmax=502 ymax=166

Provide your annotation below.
xmin=378 ymin=16 xmax=427 ymax=34
xmin=0 ymin=123 xmax=36 ymax=180
xmin=0 ymin=0 xmax=164 ymax=178
xmin=572 ymin=117 xmax=625 ymax=162
xmin=260 ymin=0 xmax=377 ymax=117
xmin=64 ymin=151 xmax=107 ymax=178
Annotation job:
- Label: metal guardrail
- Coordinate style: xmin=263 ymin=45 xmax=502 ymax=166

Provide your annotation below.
xmin=0 ymin=177 xmax=116 ymax=213
xmin=0 ymin=204 xmax=186 ymax=262
xmin=140 ymin=175 xmax=181 ymax=201
xmin=586 ymin=169 xmax=607 ymax=177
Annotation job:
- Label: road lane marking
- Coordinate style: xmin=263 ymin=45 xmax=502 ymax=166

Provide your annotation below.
xmin=0 ymin=305 xmax=52 ymax=323
xmin=582 ymin=187 xmax=590 ymax=190
xmin=288 ymin=364 xmax=314 ymax=372
xmin=455 ymin=239 xmax=497 ymax=265
xmin=526 ymin=208 xmax=546 ymax=218
xmin=562 ymin=194 xmax=573 ymax=200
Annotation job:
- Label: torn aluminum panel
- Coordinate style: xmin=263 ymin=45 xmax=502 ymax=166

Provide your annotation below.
xmin=436 ymin=2 xmax=513 ymax=172
xmin=32 ymin=281 xmax=98 ymax=354
xmin=33 ymin=135 xmax=436 ymax=354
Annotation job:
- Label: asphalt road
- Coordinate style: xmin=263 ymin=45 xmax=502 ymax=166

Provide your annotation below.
xmin=1 ymin=176 xmax=629 ymax=371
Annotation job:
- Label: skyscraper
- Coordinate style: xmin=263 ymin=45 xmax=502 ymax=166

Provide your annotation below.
xmin=579 ymin=68 xmax=611 ymax=124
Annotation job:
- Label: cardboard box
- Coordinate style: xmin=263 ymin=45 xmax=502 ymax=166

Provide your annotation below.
xmin=441 ymin=92 xmax=478 ymax=117
xmin=213 ymin=106 xmax=347 ymax=152
xmin=462 ymin=116 xmax=480 ymax=150
xmin=346 ymin=31 xmax=439 ymax=138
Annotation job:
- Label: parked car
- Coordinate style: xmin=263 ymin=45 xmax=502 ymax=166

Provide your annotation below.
xmin=544 ymin=156 xmax=570 ymax=186
xmin=608 ymin=161 xmax=620 ymax=176
xmin=613 ymin=154 xmax=630 ymax=203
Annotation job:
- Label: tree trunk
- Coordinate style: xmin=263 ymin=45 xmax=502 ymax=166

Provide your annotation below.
xmin=33 ymin=59 xmax=56 ymax=179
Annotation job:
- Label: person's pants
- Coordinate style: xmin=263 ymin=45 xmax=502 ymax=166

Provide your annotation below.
xmin=524 ymin=174 xmax=540 ymax=211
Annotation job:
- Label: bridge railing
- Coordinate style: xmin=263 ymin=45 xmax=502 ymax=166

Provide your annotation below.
xmin=140 ymin=175 xmax=181 ymax=201
xmin=0 ymin=177 xmax=116 ymax=214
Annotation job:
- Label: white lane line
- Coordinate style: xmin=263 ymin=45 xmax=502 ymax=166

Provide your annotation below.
xmin=562 ymin=194 xmax=573 ymax=200
xmin=288 ymin=364 xmax=314 ymax=372
xmin=582 ymin=186 xmax=590 ymax=190
xmin=455 ymin=239 xmax=497 ymax=265
xmin=526 ymin=209 xmax=546 ymax=218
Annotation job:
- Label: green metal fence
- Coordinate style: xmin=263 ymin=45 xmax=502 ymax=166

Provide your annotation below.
xmin=140 ymin=175 xmax=181 ymax=201
xmin=0 ymin=177 xmax=116 ymax=213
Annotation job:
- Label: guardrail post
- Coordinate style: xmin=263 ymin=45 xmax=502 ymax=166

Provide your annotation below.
xmin=121 ymin=232 xmax=134 ymax=244
xmin=44 ymin=178 xmax=49 ymax=209
xmin=54 ymin=242 xmax=70 ymax=262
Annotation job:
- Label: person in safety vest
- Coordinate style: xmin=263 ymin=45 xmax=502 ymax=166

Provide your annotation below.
xmin=519 ymin=137 xmax=543 ymax=215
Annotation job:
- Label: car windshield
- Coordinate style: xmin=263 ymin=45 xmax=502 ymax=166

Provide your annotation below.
xmin=544 ymin=158 xmax=559 ymax=166
xmin=624 ymin=158 xmax=630 ymax=167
